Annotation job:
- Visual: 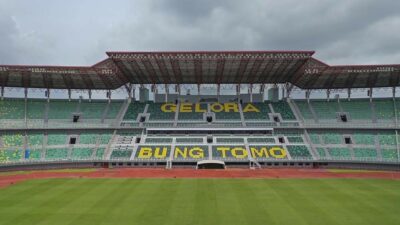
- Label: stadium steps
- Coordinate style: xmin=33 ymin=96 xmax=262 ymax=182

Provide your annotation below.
xmin=302 ymin=130 xmax=318 ymax=160
xmin=244 ymin=137 xmax=261 ymax=169
xmin=104 ymin=130 xmax=118 ymax=159
xmin=369 ymin=101 xmax=378 ymax=123
xmin=114 ymin=100 xmax=130 ymax=126
xmin=173 ymin=102 xmax=179 ymax=127
xmin=238 ymin=103 xmax=246 ymax=127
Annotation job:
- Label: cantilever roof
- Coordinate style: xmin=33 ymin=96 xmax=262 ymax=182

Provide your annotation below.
xmin=0 ymin=51 xmax=399 ymax=90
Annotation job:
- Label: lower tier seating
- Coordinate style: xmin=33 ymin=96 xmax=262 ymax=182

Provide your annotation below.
xmin=286 ymin=145 xmax=312 ymax=159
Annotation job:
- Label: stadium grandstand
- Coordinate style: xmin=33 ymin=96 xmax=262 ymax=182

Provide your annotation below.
xmin=0 ymin=50 xmax=399 ymax=170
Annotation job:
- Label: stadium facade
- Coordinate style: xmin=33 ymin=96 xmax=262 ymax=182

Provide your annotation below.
xmin=0 ymin=51 xmax=399 ymax=171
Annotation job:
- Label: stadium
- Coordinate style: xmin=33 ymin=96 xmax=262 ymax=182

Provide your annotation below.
xmin=0 ymin=51 xmax=399 ymax=225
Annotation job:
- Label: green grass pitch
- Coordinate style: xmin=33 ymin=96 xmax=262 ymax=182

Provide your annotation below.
xmin=0 ymin=178 xmax=399 ymax=225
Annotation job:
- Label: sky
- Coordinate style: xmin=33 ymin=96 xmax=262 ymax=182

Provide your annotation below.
xmin=0 ymin=0 xmax=400 ymax=67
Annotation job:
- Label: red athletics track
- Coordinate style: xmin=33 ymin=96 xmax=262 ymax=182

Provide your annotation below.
xmin=1 ymin=168 xmax=400 ymax=189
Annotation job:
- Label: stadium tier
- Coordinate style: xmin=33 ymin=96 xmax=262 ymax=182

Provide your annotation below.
xmin=0 ymin=51 xmax=399 ymax=170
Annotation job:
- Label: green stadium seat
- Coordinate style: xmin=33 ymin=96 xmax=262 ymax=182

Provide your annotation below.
xmin=0 ymin=149 xmax=22 ymax=162
xmin=45 ymin=148 xmax=68 ymax=160
xmin=178 ymin=103 xmax=207 ymax=120
xmin=79 ymin=133 xmax=98 ymax=144
xmin=341 ymin=99 xmax=372 ymax=120
xmin=105 ymin=101 xmax=124 ymax=119
xmin=47 ymin=134 xmax=67 ymax=145
xmin=1 ymin=133 xmax=24 ymax=147
xmin=294 ymin=100 xmax=314 ymax=120
xmin=374 ymin=99 xmax=394 ymax=121
xmin=148 ymin=103 xmax=175 ymax=121
xmin=80 ymin=101 xmax=107 ymax=119
xmin=316 ymin=147 xmax=326 ymax=157
xmin=145 ymin=138 xmax=173 ymax=143
xmin=175 ymin=138 xmax=204 ymax=143
xmin=0 ymin=99 xmax=25 ymax=119
xmin=123 ymin=102 xmax=146 ymax=121
xmin=310 ymin=100 xmax=339 ymax=120
xmin=287 ymin=136 xmax=304 ymax=143
xmin=247 ymin=137 xmax=275 ymax=144
xmin=286 ymin=145 xmax=312 ymax=159
xmin=48 ymin=100 xmax=78 ymax=119
xmin=111 ymin=150 xmax=132 ymax=159
xmin=308 ymin=134 xmax=321 ymax=144
xmin=353 ymin=133 xmax=375 ymax=145
xmin=353 ymin=148 xmax=377 ymax=159
xmin=322 ymin=133 xmax=342 ymax=144
xmin=28 ymin=134 xmax=44 ymax=147
xmin=378 ymin=133 xmax=396 ymax=146
xmin=95 ymin=148 xmax=105 ymax=158
xmin=327 ymin=148 xmax=351 ymax=159
xmin=242 ymin=103 xmax=270 ymax=120
xmin=27 ymin=99 xmax=46 ymax=119
xmin=381 ymin=149 xmax=398 ymax=160
xmin=216 ymin=137 xmax=244 ymax=143
xmin=270 ymin=101 xmax=296 ymax=120
xmin=27 ymin=149 xmax=42 ymax=160
xmin=71 ymin=148 xmax=93 ymax=159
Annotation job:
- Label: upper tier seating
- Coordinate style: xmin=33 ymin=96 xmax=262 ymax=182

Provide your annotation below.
xmin=178 ymin=103 xmax=207 ymax=120
xmin=148 ymin=103 xmax=175 ymax=120
xmin=294 ymin=100 xmax=314 ymax=120
xmin=123 ymin=102 xmax=146 ymax=121
xmin=286 ymin=145 xmax=312 ymax=159
xmin=105 ymin=101 xmax=123 ymax=119
xmin=341 ymin=99 xmax=372 ymax=120
xmin=374 ymin=99 xmax=394 ymax=121
xmin=80 ymin=101 xmax=107 ymax=119
xmin=316 ymin=147 xmax=326 ymax=157
xmin=27 ymin=99 xmax=46 ymax=119
xmin=48 ymin=100 xmax=78 ymax=119
xmin=270 ymin=101 xmax=296 ymax=120
xmin=111 ymin=149 xmax=133 ymax=159
xmin=242 ymin=103 xmax=270 ymax=120
xmin=310 ymin=100 xmax=339 ymax=120
xmin=0 ymin=99 xmax=25 ymax=119
xmin=308 ymin=134 xmax=321 ymax=144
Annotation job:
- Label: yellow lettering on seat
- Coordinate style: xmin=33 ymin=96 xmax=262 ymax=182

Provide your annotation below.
xmin=174 ymin=147 xmax=188 ymax=158
xmin=210 ymin=103 xmax=224 ymax=112
xmin=180 ymin=103 xmax=192 ymax=112
xmin=269 ymin=147 xmax=287 ymax=159
xmin=216 ymin=147 xmax=230 ymax=158
xmin=138 ymin=147 xmax=153 ymax=159
xmin=243 ymin=103 xmax=260 ymax=113
xmin=250 ymin=147 xmax=269 ymax=158
xmin=154 ymin=147 xmax=168 ymax=158
xmin=231 ymin=147 xmax=248 ymax=158
xmin=195 ymin=103 xmax=207 ymax=113
xmin=189 ymin=147 xmax=204 ymax=159
xmin=224 ymin=103 xmax=239 ymax=112
xmin=161 ymin=103 xmax=176 ymax=112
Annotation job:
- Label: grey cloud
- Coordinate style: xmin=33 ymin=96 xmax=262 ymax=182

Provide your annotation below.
xmin=0 ymin=0 xmax=400 ymax=66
